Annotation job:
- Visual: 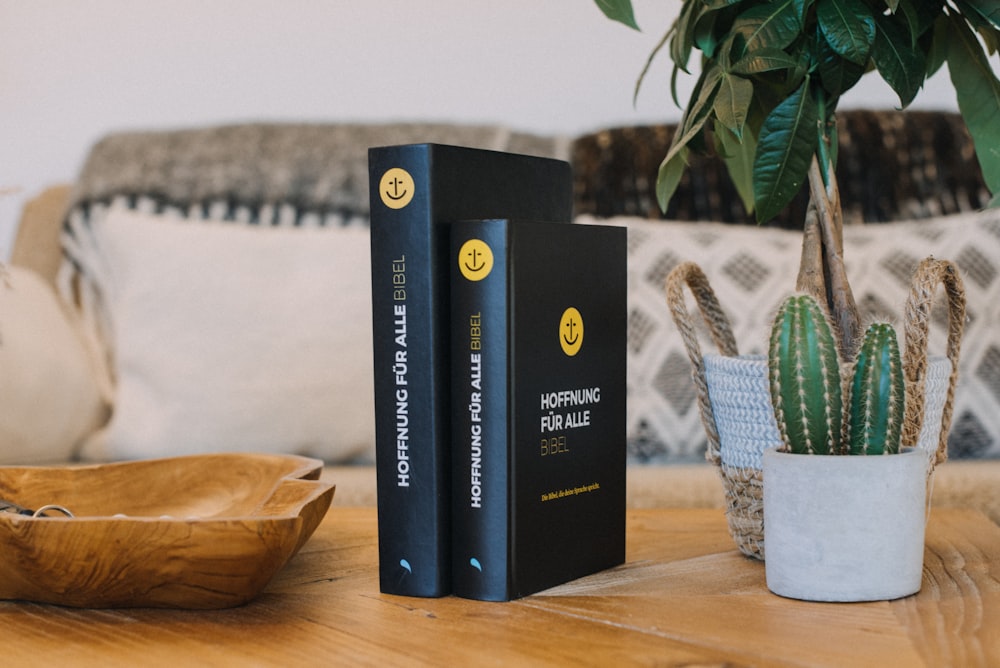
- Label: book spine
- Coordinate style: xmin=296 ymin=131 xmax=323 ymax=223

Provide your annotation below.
xmin=369 ymin=145 xmax=451 ymax=597
xmin=369 ymin=143 xmax=571 ymax=598
xmin=451 ymin=219 xmax=512 ymax=601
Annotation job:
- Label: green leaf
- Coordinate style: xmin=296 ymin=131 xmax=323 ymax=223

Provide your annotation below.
xmin=924 ymin=14 xmax=949 ymax=77
xmin=694 ymin=7 xmax=723 ymax=58
xmin=656 ymin=146 xmax=689 ymax=212
xmin=655 ymin=65 xmax=725 ymax=211
xmin=979 ymin=28 xmax=1000 ymax=58
xmin=671 ymin=0 xmax=701 ymax=72
xmin=594 ymin=0 xmax=639 ymax=30
xmin=817 ymin=35 xmax=866 ymax=97
xmin=947 ymin=15 xmax=1000 ymax=193
xmin=715 ymin=119 xmax=758 ymax=214
xmin=754 ymin=78 xmax=819 ymax=223
xmin=872 ymin=13 xmax=927 ymax=107
xmin=957 ymin=0 xmax=1000 ymax=30
xmin=731 ymin=0 xmax=803 ymax=59
xmin=731 ymin=47 xmax=803 ymax=75
xmin=817 ymin=0 xmax=876 ymax=66
xmin=703 ymin=0 xmax=743 ymax=9
xmin=714 ymin=73 xmax=754 ymax=138
xmin=666 ymin=64 xmax=725 ymax=165
xmin=898 ymin=0 xmax=942 ymax=44
xmin=796 ymin=0 xmax=816 ymax=19
xmin=671 ymin=64 xmax=684 ymax=107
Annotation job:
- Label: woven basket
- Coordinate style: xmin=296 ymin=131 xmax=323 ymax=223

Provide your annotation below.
xmin=665 ymin=258 xmax=965 ymax=561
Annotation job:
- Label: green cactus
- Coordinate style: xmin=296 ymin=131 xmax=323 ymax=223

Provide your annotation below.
xmin=847 ymin=323 xmax=905 ymax=455
xmin=768 ymin=294 xmax=843 ymax=455
xmin=768 ymin=294 xmax=907 ymax=457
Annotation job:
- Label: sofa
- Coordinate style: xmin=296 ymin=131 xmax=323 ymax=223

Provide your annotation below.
xmin=6 ymin=112 xmax=999 ymax=524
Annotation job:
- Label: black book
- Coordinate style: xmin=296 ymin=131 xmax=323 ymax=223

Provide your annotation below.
xmin=368 ymin=144 xmax=572 ymax=597
xmin=449 ymin=218 xmax=627 ymax=601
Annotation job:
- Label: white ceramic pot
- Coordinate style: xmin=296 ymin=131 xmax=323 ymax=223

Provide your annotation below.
xmin=762 ymin=447 xmax=929 ymax=602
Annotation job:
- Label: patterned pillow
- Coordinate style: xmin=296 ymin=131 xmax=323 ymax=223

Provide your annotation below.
xmin=578 ymin=209 xmax=1000 ymax=463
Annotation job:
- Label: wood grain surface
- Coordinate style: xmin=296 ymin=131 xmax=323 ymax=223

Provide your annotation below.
xmin=1 ymin=506 xmax=997 ymax=666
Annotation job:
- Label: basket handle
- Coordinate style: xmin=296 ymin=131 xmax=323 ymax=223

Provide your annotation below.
xmin=902 ymin=258 xmax=966 ymax=469
xmin=664 ymin=262 xmax=739 ymax=466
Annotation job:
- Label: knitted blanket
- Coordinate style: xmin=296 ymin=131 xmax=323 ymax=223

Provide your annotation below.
xmin=571 ymin=110 xmax=991 ymax=227
xmin=68 ymin=122 xmax=569 ymax=224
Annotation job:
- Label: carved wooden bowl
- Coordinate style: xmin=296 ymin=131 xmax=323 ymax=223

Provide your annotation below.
xmin=0 ymin=453 xmax=334 ymax=609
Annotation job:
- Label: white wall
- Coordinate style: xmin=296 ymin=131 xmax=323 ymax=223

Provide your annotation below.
xmin=0 ymin=0 xmax=967 ymax=256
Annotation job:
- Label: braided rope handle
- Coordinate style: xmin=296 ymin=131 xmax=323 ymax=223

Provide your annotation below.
xmin=664 ymin=262 xmax=739 ymax=466
xmin=902 ymin=258 xmax=966 ymax=469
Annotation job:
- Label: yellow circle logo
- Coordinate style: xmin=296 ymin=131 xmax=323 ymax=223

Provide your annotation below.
xmin=379 ymin=168 xmax=415 ymax=209
xmin=458 ymin=239 xmax=494 ymax=281
xmin=559 ymin=307 xmax=584 ymax=356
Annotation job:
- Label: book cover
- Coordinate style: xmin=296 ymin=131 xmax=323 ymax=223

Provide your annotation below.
xmin=450 ymin=218 xmax=626 ymax=601
xmin=368 ymin=144 xmax=572 ymax=597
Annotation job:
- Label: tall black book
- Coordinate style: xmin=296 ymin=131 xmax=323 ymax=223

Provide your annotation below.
xmin=368 ymin=144 xmax=572 ymax=597
xmin=450 ymin=218 xmax=627 ymax=601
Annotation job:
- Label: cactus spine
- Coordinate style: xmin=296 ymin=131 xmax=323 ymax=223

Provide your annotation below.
xmin=847 ymin=323 xmax=905 ymax=455
xmin=768 ymin=294 xmax=843 ymax=455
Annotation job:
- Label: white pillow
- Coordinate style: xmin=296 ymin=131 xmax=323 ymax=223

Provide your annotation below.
xmin=0 ymin=266 xmax=106 ymax=464
xmin=579 ymin=209 xmax=1000 ymax=463
xmin=71 ymin=207 xmax=375 ymax=462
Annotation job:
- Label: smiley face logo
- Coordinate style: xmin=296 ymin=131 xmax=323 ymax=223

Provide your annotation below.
xmin=458 ymin=238 xmax=494 ymax=281
xmin=559 ymin=307 xmax=584 ymax=356
xmin=379 ymin=167 xmax=415 ymax=209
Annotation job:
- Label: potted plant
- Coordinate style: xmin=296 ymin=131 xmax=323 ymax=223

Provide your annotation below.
xmin=595 ymin=1 xmax=998 ymax=347
xmin=595 ymin=0 xmax=995 ymax=561
xmin=761 ymin=291 xmax=948 ymax=601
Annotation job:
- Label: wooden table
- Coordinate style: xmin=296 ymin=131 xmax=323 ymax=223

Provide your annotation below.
xmin=2 ymin=507 xmax=998 ymax=667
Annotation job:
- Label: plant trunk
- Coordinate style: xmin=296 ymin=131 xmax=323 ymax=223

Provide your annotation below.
xmin=795 ymin=155 xmax=861 ymax=359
